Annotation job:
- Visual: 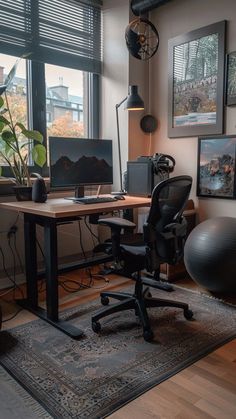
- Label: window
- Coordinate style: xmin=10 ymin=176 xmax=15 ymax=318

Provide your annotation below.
xmin=45 ymin=64 xmax=85 ymax=140
xmin=0 ymin=0 xmax=102 ymax=179
xmin=0 ymin=54 xmax=28 ymax=127
xmin=0 ymin=53 xmax=28 ymax=166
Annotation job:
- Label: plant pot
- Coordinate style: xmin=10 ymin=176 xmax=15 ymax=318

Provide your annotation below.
xmin=13 ymin=186 xmax=32 ymax=201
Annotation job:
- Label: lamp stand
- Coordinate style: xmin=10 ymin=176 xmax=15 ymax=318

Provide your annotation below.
xmin=111 ymin=97 xmax=128 ymax=195
xmin=112 ymin=86 xmax=144 ymax=195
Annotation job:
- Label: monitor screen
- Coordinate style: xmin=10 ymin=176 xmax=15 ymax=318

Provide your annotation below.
xmin=49 ymin=137 xmax=113 ymax=188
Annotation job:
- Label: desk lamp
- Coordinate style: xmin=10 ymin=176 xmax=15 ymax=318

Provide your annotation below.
xmin=113 ymin=85 xmax=144 ymax=195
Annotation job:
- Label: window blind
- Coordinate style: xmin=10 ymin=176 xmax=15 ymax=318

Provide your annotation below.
xmin=0 ymin=0 xmax=32 ymax=57
xmin=0 ymin=0 xmax=102 ymax=74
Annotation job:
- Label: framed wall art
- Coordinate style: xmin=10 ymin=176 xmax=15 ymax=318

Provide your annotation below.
xmin=226 ymin=51 xmax=236 ymax=106
xmin=168 ymin=21 xmax=226 ymax=138
xmin=197 ymin=135 xmax=236 ymax=199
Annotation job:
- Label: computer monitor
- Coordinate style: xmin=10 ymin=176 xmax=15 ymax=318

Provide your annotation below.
xmin=49 ymin=137 xmax=113 ymax=197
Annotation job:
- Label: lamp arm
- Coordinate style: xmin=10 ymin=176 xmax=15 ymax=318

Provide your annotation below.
xmin=116 ymin=96 xmax=128 ymax=110
xmin=115 ymin=96 xmax=127 ymax=192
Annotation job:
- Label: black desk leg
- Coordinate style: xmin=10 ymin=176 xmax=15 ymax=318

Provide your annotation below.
xmin=43 ymin=219 xmax=84 ymax=339
xmin=24 ymin=213 xmax=38 ymax=308
xmin=16 ymin=214 xmax=39 ymax=316
xmin=44 ymin=220 xmax=59 ymax=321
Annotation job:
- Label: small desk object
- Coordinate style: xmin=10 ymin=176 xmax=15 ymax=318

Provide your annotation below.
xmin=0 ymin=196 xmax=150 ymax=339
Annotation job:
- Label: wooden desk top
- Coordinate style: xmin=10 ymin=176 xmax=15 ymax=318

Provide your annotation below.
xmin=0 ymin=195 xmax=151 ymax=218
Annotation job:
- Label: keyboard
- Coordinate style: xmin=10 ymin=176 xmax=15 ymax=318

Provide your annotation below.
xmin=73 ymin=196 xmax=117 ymax=204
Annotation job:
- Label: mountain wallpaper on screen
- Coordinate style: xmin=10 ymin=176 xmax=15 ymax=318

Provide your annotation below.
xmin=51 ymin=155 xmax=113 ymax=186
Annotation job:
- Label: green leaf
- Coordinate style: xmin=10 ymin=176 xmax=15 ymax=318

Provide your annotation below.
xmin=0 ymin=97 xmax=4 ymax=108
xmin=0 ymin=136 xmax=15 ymax=156
xmin=0 ymin=115 xmax=10 ymax=125
xmin=15 ymin=122 xmax=27 ymax=132
xmin=4 ymin=59 xmax=19 ymax=89
xmin=20 ymin=141 xmax=31 ymax=149
xmin=0 ymin=122 xmax=5 ymax=132
xmin=4 ymin=142 xmax=14 ymax=157
xmin=32 ymin=144 xmax=46 ymax=167
xmin=22 ymin=129 xmax=43 ymax=143
xmin=2 ymin=130 xmax=15 ymax=142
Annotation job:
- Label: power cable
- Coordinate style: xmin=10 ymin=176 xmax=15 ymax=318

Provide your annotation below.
xmin=0 ymin=246 xmax=24 ymax=299
xmin=7 ymin=236 xmax=16 ymax=298
xmin=78 ymin=219 xmax=87 ymax=260
xmin=84 ymin=216 xmax=100 ymax=245
xmin=13 ymin=233 xmax=24 ymax=273
xmin=2 ymin=308 xmax=23 ymax=323
xmin=36 ymin=237 xmax=45 ymax=260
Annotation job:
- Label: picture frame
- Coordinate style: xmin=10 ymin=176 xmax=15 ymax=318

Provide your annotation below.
xmin=226 ymin=51 xmax=236 ymax=106
xmin=197 ymin=135 xmax=236 ymax=199
xmin=168 ymin=21 xmax=226 ymax=138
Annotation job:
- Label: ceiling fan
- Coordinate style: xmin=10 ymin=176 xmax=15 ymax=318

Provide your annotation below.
xmin=125 ymin=17 xmax=159 ymax=60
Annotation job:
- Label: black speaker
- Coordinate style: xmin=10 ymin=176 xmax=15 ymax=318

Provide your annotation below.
xmin=126 ymin=160 xmax=169 ymax=196
xmin=32 ymin=177 xmax=47 ymax=203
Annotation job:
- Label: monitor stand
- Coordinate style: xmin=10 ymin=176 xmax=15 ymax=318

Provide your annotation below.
xmin=75 ymin=186 xmax=85 ymax=198
xmin=64 ymin=186 xmax=85 ymax=201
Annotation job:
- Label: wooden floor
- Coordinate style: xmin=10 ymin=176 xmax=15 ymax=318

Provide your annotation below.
xmin=1 ymin=269 xmax=236 ymax=419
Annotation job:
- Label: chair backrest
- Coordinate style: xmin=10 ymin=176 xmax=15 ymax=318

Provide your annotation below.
xmin=143 ymin=175 xmax=192 ymax=271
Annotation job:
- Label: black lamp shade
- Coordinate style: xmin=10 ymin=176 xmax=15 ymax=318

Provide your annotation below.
xmin=125 ymin=85 xmax=144 ymax=110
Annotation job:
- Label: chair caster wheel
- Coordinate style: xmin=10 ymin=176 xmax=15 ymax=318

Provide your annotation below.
xmin=92 ymin=321 xmax=101 ymax=333
xmin=143 ymin=329 xmax=154 ymax=342
xmin=184 ymin=309 xmax=193 ymax=320
xmin=101 ymin=296 xmax=109 ymax=306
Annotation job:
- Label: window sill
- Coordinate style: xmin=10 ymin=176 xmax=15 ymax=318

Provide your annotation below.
xmin=0 ymin=178 xmax=16 ymax=197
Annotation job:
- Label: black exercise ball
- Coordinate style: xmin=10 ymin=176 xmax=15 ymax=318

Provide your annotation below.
xmin=184 ymin=217 xmax=236 ymax=293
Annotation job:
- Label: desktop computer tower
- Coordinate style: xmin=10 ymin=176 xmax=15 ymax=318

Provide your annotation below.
xmin=126 ymin=160 xmax=169 ymax=197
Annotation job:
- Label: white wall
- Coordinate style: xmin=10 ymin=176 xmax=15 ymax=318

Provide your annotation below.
xmin=101 ymin=0 xmax=130 ymax=191
xmin=101 ymin=1 xmax=150 ymax=183
xmin=149 ymin=0 xmax=236 ymax=220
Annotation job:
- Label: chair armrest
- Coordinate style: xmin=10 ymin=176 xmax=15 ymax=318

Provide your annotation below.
xmin=161 ymin=217 xmax=187 ymax=239
xmin=98 ymin=217 xmax=136 ymax=230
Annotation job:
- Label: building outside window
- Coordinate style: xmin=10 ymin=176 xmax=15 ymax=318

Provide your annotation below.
xmin=45 ymin=64 xmax=85 ymax=140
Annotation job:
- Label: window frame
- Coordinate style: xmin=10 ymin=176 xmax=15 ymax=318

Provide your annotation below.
xmin=1 ymin=57 xmax=100 ymax=181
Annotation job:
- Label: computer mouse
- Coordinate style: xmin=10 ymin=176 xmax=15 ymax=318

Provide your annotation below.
xmin=114 ymin=195 xmax=125 ymax=200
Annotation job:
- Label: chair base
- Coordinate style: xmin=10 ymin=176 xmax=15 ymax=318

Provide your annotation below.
xmin=91 ymin=286 xmax=193 ymax=342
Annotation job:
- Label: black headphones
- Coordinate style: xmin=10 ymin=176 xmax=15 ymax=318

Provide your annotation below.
xmin=153 ymin=154 xmax=176 ymax=174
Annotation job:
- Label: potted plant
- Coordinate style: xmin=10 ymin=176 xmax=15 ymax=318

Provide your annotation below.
xmin=0 ymin=60 xmax=46 ymax=200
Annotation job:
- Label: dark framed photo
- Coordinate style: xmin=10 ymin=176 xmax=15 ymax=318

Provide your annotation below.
xmin=168 ymin=21 xmax=226 ymax=138
xmin=197 ymin=135 xmax=236 ymax=199
xmin=226 ymin=51 xmax=236 ymax=106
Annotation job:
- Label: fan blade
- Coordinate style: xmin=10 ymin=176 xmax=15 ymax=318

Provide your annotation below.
xmin=126 ymin=28 xmax=142 ymax=59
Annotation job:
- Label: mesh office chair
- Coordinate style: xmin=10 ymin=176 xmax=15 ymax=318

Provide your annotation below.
xmin=92 ymin=176 xmax=193 ymax=341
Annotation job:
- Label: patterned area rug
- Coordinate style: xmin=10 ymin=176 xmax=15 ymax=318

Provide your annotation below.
xmin=0 ymin=286 xmax=235 ymax=419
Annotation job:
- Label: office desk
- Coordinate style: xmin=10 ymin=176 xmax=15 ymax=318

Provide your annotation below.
xmin=0 ymin=196 xmax=150 ymax=339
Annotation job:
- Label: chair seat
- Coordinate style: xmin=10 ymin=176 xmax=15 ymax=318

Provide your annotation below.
xmin=120 ymin=244 xmax=146 ymax=257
